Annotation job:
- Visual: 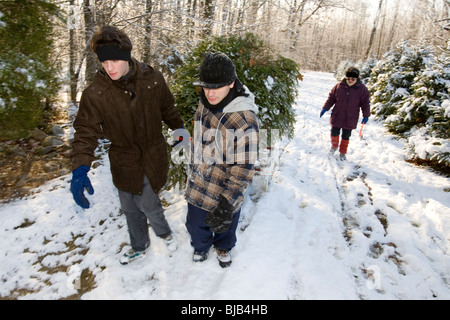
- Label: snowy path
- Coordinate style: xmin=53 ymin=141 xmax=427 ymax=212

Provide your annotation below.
xmin=0 ymin=72 xmax=449 ymax=300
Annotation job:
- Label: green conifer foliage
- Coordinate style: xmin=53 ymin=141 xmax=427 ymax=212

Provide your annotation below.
xmin=363 ymin=40 xmax=449 ymax=168
xmin=367 ymin=41 xmax=435 ymax=125
xmin=0 ymin=0 xmax=60 ymax=140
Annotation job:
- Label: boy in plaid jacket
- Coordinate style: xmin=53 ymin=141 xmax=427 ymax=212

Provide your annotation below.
xmin=185 ymin=52 xmax=260 ymax=267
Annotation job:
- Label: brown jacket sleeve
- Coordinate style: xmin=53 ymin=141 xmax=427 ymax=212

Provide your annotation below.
xmin=158 ymin=72 xmax=184 ymax=130
xmin=71 ymin=90 xmax=103 ymax=171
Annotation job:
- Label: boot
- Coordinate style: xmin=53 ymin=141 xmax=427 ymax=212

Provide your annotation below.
xmin=193 ymin=251 xmax=208 ymax=262
xmin=339 ymin=139 xmax=349 ymax=160
xmin=216 ymin=248 xmax=232 ymax=268
xmin=330 ymin=135 xmax=339 ymax=154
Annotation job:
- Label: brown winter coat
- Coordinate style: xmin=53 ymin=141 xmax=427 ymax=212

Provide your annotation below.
xmin=71 ymin=59 xmax=183 ymax=194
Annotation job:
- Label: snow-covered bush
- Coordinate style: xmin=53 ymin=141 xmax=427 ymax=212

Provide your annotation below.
xmin=367 ymin=41 xmax=435 ymax=122
xmin=367 ymin=41 xmax=449 ymax=168
xmin=0 ymin=2 xmax=60 ymax=140
xmin=0 ymin=53 xmax=59 ymax=138
xmin=405 ymin=127 xmax=450 ymax=167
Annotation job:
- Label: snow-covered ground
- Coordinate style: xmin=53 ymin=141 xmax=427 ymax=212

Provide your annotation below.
xmin=0 ymin=72 xmax=449 ymax=300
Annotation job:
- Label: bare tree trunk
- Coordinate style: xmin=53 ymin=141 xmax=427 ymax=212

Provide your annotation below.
xmin=365 ymin=0 xmax=384 ymax=60
xmin=143 ymin=0 xmax=153 ymax=64
xmin=386 ymin=0 xmax=401 ymax=50
xmin=201 ymin=0 xmax=215 ymax=38
xmin=221 ymin=0 xmax=231 ymax=36
xmin=69 ymin=0 xmax=78 ymax=103
xmin=376 ymin=1 xmax=387 ymax=58
xmin=247 ymin=0 xmax=259 ymax=29
xmin=83 ymin=0 xmax=97 ymax=86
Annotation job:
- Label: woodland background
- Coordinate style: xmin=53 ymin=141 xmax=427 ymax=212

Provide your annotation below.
xmin=0 ymin=0 xmax=448 ymax=197
xmin=63 ymin=0 xmax=449 ymax=101
xmin=0 ymin=0 xmax=448 ymax=134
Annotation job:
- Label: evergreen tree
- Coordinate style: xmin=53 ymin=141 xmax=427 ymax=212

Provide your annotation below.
xmin=403 ymin=50 xmax=450 ymax=167
xmin=367 ymin=41 xmax=435 ymax=124
xmin=0 ymin=0 xmax=60 ymax=140
xmin=365 ymin=40 xmax=449 ymax=169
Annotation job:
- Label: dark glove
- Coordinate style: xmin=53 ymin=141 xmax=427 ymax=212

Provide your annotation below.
xmin=362 ymin=117 xmax=369 ymax=124
xmin=320 ymin=108 xmax=327 ymax=118
xmin=205 ymin=195 xmax=236 ymax=233
xmin=70 ymin=165 xmax=94 ymax=209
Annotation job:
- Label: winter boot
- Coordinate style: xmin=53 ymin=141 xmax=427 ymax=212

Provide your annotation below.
xmin=216 ymin=248 xmax=232 ymax=268
xmin=339 ymin=139 xmax=350 ymax=160
xmin=193 ymin=251 xmax=208 ymax=262
xmin=330 ymin=135 xmax=339 ymax=154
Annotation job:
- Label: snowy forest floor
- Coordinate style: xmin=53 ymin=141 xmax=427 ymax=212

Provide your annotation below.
xmin=0 ymin=72 xmax=449 ymax=300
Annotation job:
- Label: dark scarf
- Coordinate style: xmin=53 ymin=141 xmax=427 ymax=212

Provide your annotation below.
xmin=201 ymin=79 xmax=249 ymax=112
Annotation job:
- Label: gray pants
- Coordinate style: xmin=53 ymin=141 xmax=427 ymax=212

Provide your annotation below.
xmin=118 ymin=176 xmax=171 ymax=252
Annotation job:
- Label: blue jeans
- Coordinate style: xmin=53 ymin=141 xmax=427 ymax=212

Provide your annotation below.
xmin=185 ymin=203 xmax=240 ymax=254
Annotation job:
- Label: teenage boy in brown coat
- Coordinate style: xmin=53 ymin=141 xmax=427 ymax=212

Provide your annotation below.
xmin=70 ymin=26 xmax=184 ymax=264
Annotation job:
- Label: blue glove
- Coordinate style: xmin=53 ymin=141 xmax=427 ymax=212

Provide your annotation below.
xmin=362 ymin=117 xmax=369 ymax=124
xmin=70 ymin=165 xmax=94 ymax=209
xmin=320 ymin=108 xmax=327 ymax=118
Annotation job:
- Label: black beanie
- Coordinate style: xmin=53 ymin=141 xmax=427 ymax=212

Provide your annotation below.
xmin=96 ymin=44 xmax=131 ymax=62
xmin=194 ymin=52 xmax=237 ymax=89
xmin=345 ymin=67 xmax=360 ymax=79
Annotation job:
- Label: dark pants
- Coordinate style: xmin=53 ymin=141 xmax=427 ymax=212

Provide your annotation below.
xmin=331 ymin=126 xmax=352 ymax=140
xmin=118 ymin=176 xmax=171 ymax=252
xmin=186 ymin=203 xmax=240 ymax=254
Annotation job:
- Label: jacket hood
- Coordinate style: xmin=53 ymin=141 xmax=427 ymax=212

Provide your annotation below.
xmin=222 ymin=85 xmax=259 ymax=114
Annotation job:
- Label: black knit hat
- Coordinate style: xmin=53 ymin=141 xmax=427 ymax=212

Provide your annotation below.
xmin=194 ymin=52 xmax=237 ymax=89
xmin=345 ymin=67 xmax=360 ymax=79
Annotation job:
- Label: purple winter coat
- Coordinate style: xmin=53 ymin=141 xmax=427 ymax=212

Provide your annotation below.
xmin=323 ymin=79 xmax=371 ymax=130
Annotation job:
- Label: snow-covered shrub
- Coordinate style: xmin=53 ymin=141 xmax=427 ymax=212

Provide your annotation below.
xmin=357 ymin=57 xmax=378 ymax=83
xmin=405 ymin=127 xmax=450 ymax=167
xmin=367 ymin=41 xmax=435 ymax=122
xmin=0 ymin=1 xmax=60 ymax=140
xmin=367 ymin=41 xmax=449 ymax=168
xmin=0 ymin=53 xmax=59 ymax=138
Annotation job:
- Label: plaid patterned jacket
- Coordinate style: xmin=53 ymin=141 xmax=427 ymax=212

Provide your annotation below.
xmin=185 ymin=91 xmax=260 ymax=213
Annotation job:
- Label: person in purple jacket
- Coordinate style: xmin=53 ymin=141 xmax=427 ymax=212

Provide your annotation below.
xmin=320 ymin=67 xmax=371 ymax=160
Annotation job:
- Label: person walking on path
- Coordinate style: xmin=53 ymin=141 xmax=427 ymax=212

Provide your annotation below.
xmin=320 ymin=67 xmax=370 ymax=160
xmin=184 ymin=52 xmax=260 ymax=267
xmin=70 ymin=26 xmax=184 ymax=264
